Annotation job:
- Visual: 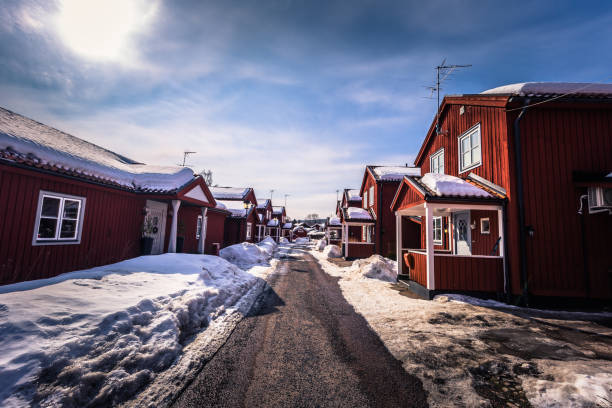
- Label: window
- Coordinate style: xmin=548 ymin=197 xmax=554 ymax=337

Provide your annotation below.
xmin=433 ymin=216 xmax=443 ymax=245
xmin=458 ymin=124 xmax=481 ymax=173
xmin=430 ymin=148 xmax=444 ymax=174
xmin=368 ymin=186 xmax=374 ymax=207
xmin=196 ymin=215 xmax=203 ymax=239
xmin=246 ymin=222 xmax=252 ymax=239
xmin=362 ymin=225 xmax=367 ymax=241
xmin=33 ymin=191 xmax=85 ymax=245
xmin=363 ymin=190 xmax=368 ymax=209
xmin=480 ymin=218 xmax=490 ymax=234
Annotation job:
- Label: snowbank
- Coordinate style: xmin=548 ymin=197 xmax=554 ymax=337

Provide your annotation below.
xmin=316 ymin=239 xmax=327 ymax=251
xmin=294 ymin=237 xmax=310 ymax=244
xmin=347 ymin=255 xmax=397 ymax=282
xmin=421 ymin=173 xmax=490 ymax=197
xmin=323 ymin=244 xmax=342 ymax=258
xmin=279 ymin=237 xmax=289 ymax=243
xmin=219 ymin=239 xmax=277 ymax=268
xmin=0 ymin=254 xmax=262 ymax=407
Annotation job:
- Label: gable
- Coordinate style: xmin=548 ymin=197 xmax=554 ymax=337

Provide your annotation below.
xmin=184 ymin=184 xmax=209 ymax=203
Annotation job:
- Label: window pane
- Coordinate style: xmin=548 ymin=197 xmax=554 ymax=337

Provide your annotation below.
xmin=439 ymin=163 xmax=444 ymax=173
xmin=463 ymin=151 xmax=471 ymax=167
xmin=63 ymin=200 xmax=80 ymax=219
xmin=471 ymin=131 xmax=480 ymax=148
xmin=41 ymin=197 xmax=61 ymax=217
xmin=461 ymin=136 xmax=471 ymax=152
xmin=473 ymin=145 xmax=481 ymax=164
xmin=60 ymin=219 xmax=77 ymax=239
xmin=38 ymin=218 xmax=58 ymax=238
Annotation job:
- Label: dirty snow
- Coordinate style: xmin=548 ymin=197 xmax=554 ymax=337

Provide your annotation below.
xmin=346 ymin=255 xmax=397 ymax=282
xmin=294 ymin=237 xmax=310 ymax=244
xmin=421 ymin=173 xmax=491 ymax=197
xmin=481 ymin=82 xmax=612 ymax=96
xmin=0 ymin=108 xmax=194 ymax=191
xmin=323 ymin=245 xmax=342 ymax=258
xmin=0 ymin=253 xmax=269 ymax=407
xmin=371 ymin=165 xmax=421 ymax=181
xmin=310 ymin=248 xmax=612 ymax=408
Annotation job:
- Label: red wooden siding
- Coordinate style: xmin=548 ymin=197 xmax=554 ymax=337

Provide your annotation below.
xmin=179 ymin=206 xmax=201 ymax=253
xmin=205 ymin=210 xmax=227 ymax=255
xmin=347 ymin=243 xmax=375 ymax=259
xmin=408 ymin=251 xmax=427 ymax=287
xmin=470 ymin=210 xmax=500 ymax=256
xmin=434 ymin=255 xmax=503 ymax=292
xmin=394 ymin=183 xmax=424 ymax=211
xmin=0 ymin=165 xmax=144 ymax=285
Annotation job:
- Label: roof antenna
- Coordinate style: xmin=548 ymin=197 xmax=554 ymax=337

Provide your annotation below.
xmin=270 ymin=189 xmax=275 ymax=201
xmin=429 ymin=59 xmax=471 ymax=135
xmin=181 ymin=151 xmax=196 ymax=167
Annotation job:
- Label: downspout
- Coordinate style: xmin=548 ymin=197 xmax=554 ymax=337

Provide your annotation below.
xmin=513 ymin=98 xmax=530 ymax=306
xmin=502 ymin=201 xmax=511 ymax=300
xmin=377 ymin=182 xmax=383 ymax=256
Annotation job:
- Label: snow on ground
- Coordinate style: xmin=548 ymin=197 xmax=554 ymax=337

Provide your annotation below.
xmin=346 ymin=255 xmax=397 ymax=282
xmin=219 ymin=238 xmax=277 ymax=269
xmin=293 ymin=237 xmax=309 ymax=244
xmin=309 ymin=248 xmax=612 ymax=408
xmin=322 ymin=244 xmax=342 ymax=258
xmin=0 ymin=253 xmax=275 ymax=407
xmin=316 ymin=239 xmax=327 ymax=251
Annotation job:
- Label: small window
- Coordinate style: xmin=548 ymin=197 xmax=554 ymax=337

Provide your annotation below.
xmin=33 ymin=191 xmax=86 ymax=245
xmin=430 ymin=149 xmax=444 ymax=174
xmin=368 ymin=186 xmax=374 ymax=207
xmin=246 ymin=222 xmax=252 ymax=239
xmin=363 ymin=191 xmax=368 ymax=209
xmin=458 ymin=124 xmax=481 ymax=173
xmin=433 ymin=216 xmax=443 ymax=245
xmin=481 ymin=218 xmax=490 ymax=234
xmin=196 ymin=215 xmax=203 ymax=239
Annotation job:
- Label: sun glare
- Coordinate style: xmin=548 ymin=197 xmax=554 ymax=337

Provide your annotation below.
xmin=55 ymin=0 xmax=157 ymax=62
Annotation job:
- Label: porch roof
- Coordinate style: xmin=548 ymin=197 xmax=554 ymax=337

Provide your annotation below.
xmin=341 ymin=206 xmax=376 ymax=224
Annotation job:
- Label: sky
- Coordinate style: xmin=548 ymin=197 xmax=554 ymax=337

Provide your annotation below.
xmin=1 ymin=0 xmax=611 ymax=219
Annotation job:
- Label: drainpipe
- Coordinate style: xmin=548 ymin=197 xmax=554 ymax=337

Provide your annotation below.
xmin=513 ymin=98 xmax=530 ymax=306
xmin=502 ymin=201 xmax=511 ymax=300
xmin=377 ymin=182 xmax=383 ymax=256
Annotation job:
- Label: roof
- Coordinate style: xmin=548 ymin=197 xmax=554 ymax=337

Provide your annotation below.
xmin=0 ymin=107 xmax=195 ymax=193
xmin=216 ymin=200 xmax=253 ymax=218
xmin=272 ymin=206 xmax=285 ymax=215
xmin=257 ymin=199 xmax=271 ymax=209
xmin=419 ymin=173 xmax=491 ymax=198
xmin=327 ymin=216 xmax=341 ymax=226
xmin=367 ymin=165 xmax=421 ymax=182
xmin=267 ymin=219 xmax=280 ymax=227
xmin=341 ymin=206 xmax=375 ymax=223
xmin=282 ymin=222 xmax=292 ymax=229
xmin=209 ymin=186 xmax=251 ymax=200
xmin=345 ymin=189 xmax=361 ymax=201
xmin=481 ymin=82 xmax=612 ymax=98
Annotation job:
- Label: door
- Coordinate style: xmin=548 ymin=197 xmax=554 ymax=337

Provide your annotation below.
xmin=453 ymin=211 xmax=471 ymax=255
xmin=146 ymin=200 xmax=168 ymax=255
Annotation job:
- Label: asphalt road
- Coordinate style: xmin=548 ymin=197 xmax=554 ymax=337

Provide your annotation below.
xmin=172 ymin=246 xmax=428 ymax=408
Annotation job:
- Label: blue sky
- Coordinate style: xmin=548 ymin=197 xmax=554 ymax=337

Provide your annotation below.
xmin=1 ymin=0 xmax=611 ymax=218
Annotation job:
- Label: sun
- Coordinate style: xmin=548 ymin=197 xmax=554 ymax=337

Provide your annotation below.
xmin=54 ymin=0 xmax=157 ymax=62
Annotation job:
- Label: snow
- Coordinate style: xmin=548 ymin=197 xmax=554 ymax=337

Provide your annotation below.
xmin=293 ymin=237 xmax=310 ymax=244
xmin=215 ymin=200 xmax=250 ymax=217
xmin=346 ymin=255 xmax=397 ymax=282
xmin=316 ymin=239 xmax=327 ymax=251
xmin=256 ymin=200 xmax=270 ymax=209
xmin=322 ymin=244 xmax=342 ymax=258
xmin=219 ymin=238 xmax=277 ymax=269
xmin=267 ymin=219 xmax=279 ymax=227
xmin=420 ymin=173 xmax=491 ymax=197
xmin=328 ymin=216 xmax=341 ymax=226
xmin=481 ymin=82 xmax=612 ymax=97
xmin=0 ymin=108 xmax=195 ymax=192
xmin=279 ymin=237 xmax=289 ymax=243
xmin=209 ymin=186 xmax=249 ymax=200
xmin=282 ymin=222 xmax=292 ymax=229
xmin=371 ymin=166 xmax=421 ymax=181
xmin=346 ymin=206 xmax=373 ymax=220
xmin=309 ymin=249 xmax=612 ymax=408
xmin=272 ymin=206 xmax=284 ymax=215
xmin=346 ymin=189 xmax=361 ymax=201
xmin=0 ymin=254 xmax=266 ymax=407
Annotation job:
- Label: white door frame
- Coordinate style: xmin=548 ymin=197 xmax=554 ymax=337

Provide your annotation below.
xmin=146 ymin=200 xmax=168 ymax=255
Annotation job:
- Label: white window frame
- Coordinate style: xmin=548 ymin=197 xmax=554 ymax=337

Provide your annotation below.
xmin=246 ymin=222 xmax=252 ymax=239
xmin=363 ymin=190 xmax=368 ymax=209
xmin=267 ymin=210 xmax=271 ymax=220
xmin=458 ymin=123 xmax=482 ymax=173
xmin=480 ymin=218 xmax=490 ymax=234
xmin=32 ymin=190 xmax=86 ymax=246
xmin=368 ymin=186 xmax=374 ymax=207
xmin=196 ymin=215 xmax=203 ymax=239
xmin=433 ymin=216 xmax=443 ymax=245
xmin=430 ymin=148 xmax=445 ymax=174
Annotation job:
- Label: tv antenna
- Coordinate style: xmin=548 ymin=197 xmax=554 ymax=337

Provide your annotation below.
xmin=181 ymin=151 xmax=197 ymax=167
xmin=430 ymin=59 xmax=471 ymax=135
xmin=284 ymin=194 xmax=290 ymax=207
xmin=336 ymin=189 xmax=339 ymax=202
xmin=270 ymin=189 xmax=275 ymax=201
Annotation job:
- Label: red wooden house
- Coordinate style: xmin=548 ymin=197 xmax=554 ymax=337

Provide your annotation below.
xmin=391 ymin=83 xmax=612 ymax=302
xmin=325 ymin=216 xmax=343 ymax=246
xmin=359 ymin=165 xmax=421 ymax=258
xmin=256 ymin=199 xmax=273 ymax=241
xmin=0 ymin=107 xmax=217 ymax=285
xmin=209 ymin=186 xmax=258 ymax=246
xmin=337 ymin=188 xmax=363 ymax=255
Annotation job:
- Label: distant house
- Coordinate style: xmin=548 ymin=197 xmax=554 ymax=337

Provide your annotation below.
xmin=325 ymin=216 xmax=342 ymax=246
xmin=358 ymin=165 xmax=421 ymax=258
xmin=0 ymin=107 xmax=216 ymax=285
xmin=267 ymin=206 xmax=286 ymax=241
xmin=209 ymin=186 xmax=258 ymax=246
xmin=335 ymin=188 xmax=363 ymax=256
xmin=391 ymin=83 xmax=612 ymax=301
xmin=255 ymin=199 xmax=273 ymax=242
xmin=281 ymin=222 xmax=293 ymax=240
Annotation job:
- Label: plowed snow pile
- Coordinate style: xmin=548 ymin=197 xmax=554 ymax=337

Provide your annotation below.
xmin=294 ymin=237 xmax=310 ymax=244
xmin=347 ymin=255 xmax=397 ymax=282
xmin=323 ymin=244 xmax=342 ymax=258
xmin=316 ymin=239 xmax=327 ymax=251
xmin=220 ymin=238 xmax=277 ymax=268
xmin=0 ymin=254 xmax=267 ymax=407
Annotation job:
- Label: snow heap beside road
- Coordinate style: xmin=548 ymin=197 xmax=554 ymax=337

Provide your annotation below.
xmin=220 ymin=238 xmax=277 ymax=269
xmin=323 ymin=244 xmax=342 ymax=258
xmin=279 ymin=237 xmax=289 ymax=243
xmin=316 ymin=239 xmax=327 ymax=251
xmin=346 ymin=255 xmax=397 ymax=282
xmin=294 ymin=237 xmax=310 ymax=244
xmin=0 ymin=254 xmax=263 ymax=407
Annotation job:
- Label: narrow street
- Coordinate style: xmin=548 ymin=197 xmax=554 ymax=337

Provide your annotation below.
xmin=172 ymin=246 xmax=429 ymax=407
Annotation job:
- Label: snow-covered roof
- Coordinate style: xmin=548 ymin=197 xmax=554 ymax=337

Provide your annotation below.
xmin=481 ymin=82 xmax=612 ymax=97
xmin=257 ymin=199 xmax=271 ymax=209
xmin=216 ymin=200 xmax=251 ymax=217
xmin=420 ymin=173 xmax=491 ymax=198
xmin=370 ymin=165 xmax=421 ymax=181
xmin=209 ymin=186 xmax=250 ymax=200
xmin=328 ymin=216 xmax=341 ymax=226
xmin=346 ymin=189 xmax=361 ymax=201
xmin=282 ymin=222 xmax=292 ymax=229
xmin=342 ymin=207 xmax=375 ymax=223
xmin=272 ymin=206 xmax=285 ymax=215
xmin=0 ymin=107 xmax=195 ymax=192
xmin=267 ymin=219 xmax=279 ymax=227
